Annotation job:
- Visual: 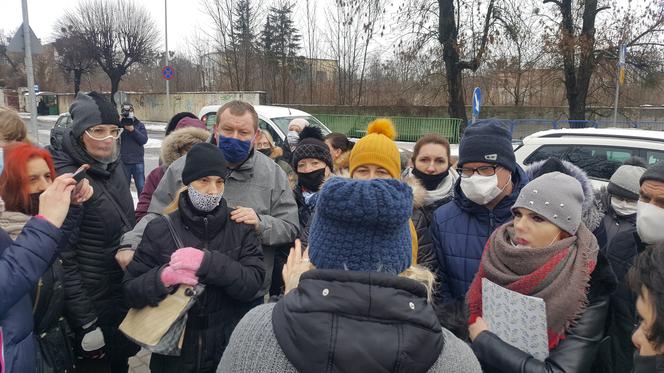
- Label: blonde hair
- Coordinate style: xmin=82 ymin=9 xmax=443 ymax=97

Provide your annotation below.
xmin=258 ymin=130 xmax=275 ymax=148
xmin=289 ymin=264 xmax=436 ymax=303
xmin=0 ymin=106 xmax=28 ymax=143
xmin=163 ymin=186 xmax=187 ymax=215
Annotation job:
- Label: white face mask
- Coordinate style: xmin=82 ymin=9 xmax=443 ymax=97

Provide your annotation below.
xmin=611 ymin=197 xmax=638 ymax=216
xmin=637 ymin=200 xmax=664 ymax=244
xmin=460 ymin=173 xmax=507 ymax=206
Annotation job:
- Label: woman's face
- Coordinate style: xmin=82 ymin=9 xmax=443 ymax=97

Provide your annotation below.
xmin=512 ymin=207 xmax=565 ymax=248
xmin=352 ymin=164 xmax=392 ymax=180
xmin=297 ymin=158 xmax=329 ymax=175
xmin=26 ymin=157 xmax=52 ymax=194
xmin=255 ymin=133 xmax=272 ymax=151
xmin=325 ymin=139 xmax=342 ymax=160
xmin=82 ymin=124 xmax=120 ymax=160
xmin=190 ymin=176 xmax=225 ymax=195
xmin=633 ymin=287 xmax=662 ymax=356
xmin=414 ymin=143 xmax=449 ymax=175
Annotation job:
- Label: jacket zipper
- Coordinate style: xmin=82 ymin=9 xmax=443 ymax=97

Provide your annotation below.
xmin=195 ymin=217 xmax=210 ymax=372
xmin=488 ymin=211 xmax=496 ymax=232
xmin=32 ymin=278 xmax=44 ymax=313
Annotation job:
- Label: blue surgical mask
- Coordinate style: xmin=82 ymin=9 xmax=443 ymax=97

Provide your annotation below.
xmin=218 ymin=135 xmax=253 ymax=164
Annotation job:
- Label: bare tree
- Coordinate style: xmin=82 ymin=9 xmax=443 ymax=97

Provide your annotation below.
xmin=53 ymin=25 xmax=96 ymax=94
xmin=61 ymin=0 xmax=159 ymax=105
xmin=326 ymin=1 xmax=362 ymax=105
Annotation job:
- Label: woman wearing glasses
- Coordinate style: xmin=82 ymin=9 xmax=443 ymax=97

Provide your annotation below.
xmin=49 ymin=92 xmax=140 ymax=373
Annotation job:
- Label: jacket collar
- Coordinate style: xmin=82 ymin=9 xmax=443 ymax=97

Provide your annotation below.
xmin=226 ymin=149 xmax=257 ymax=182
xmin=177 ymin=191 xmax=229 ymax=238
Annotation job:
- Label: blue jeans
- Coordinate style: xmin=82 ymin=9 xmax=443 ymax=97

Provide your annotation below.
xmin=124 ymin=162 xmax=145 ymax=196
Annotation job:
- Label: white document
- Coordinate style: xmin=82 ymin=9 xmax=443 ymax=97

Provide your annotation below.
xmin=482 ymin=278 xmax=549 ymax=361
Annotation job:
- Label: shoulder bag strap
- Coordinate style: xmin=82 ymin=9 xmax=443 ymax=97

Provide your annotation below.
xmin=164 ymin=214 xmax=184 ymax=249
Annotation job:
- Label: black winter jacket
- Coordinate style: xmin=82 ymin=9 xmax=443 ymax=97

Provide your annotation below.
xmin=633 ymin=355 xmax=664 ymax=373
xmin=293 ymin=186 xmax=316 ymax=247
xmin=272 ymin=269 xmax=445 ymax=373
xmin=49 ymin=129 xmax=137 ymax=330
xmin=470 ymin=252 xmax=617 ymax=373
xmin=123 ymin=192 xmax=265 ymax=372
xmin=413 ymin=198 xmax=450 ymax=274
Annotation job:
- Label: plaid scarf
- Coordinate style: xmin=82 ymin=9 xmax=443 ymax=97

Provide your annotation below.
xmin=466 ymin=222 xmax=598 ymax=349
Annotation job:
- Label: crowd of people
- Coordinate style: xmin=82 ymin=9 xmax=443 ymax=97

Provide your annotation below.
xmin=1 ymin=95 xmax=664 ymax=373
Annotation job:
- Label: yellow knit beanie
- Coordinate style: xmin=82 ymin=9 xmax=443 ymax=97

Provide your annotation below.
xmin=349 ymin=118 xmax=401 ymax=178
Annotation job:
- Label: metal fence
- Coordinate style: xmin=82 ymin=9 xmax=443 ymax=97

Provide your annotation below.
xmin=315 ymin=114 xmax=463 ymax=143
xmin=468 ymin=119 xmax=664 ymax=140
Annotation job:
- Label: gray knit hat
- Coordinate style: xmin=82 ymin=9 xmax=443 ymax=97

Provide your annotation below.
xmin=69 ymin=92 xmax=119 ymax=138
xmin=512 ymin=172 xmax=585 ymax=235
xmin=609 ymin=164 xmax=646 ymax=200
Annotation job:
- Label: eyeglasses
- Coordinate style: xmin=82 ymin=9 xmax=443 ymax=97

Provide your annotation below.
xmin=85 ymin=127 xmax=123 ymax=140
xmin=457 ymin=165 xmax=500 ymax=178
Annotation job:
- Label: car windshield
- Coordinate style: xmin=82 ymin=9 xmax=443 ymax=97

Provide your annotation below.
xmin=271 ymin=116 xmax=331 ymax=136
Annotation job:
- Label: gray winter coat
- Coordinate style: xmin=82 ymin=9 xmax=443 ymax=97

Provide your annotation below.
xmin=217 ymin=303 xmax=481 ymax=373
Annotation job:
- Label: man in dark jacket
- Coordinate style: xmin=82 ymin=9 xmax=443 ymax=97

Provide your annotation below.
xmin=431 ymin=121 xmax=528 ymax=306
xmin=119 ymin=102 xmax=148 ymax=196
xmin=49 ymin=92 xmax=139 ymax=373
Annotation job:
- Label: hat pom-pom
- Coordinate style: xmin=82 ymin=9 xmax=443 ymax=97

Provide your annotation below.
xmin=299 ymin=126 xmax=325 ymax=141
xmin=367 ymin=118 xmax=397 ymax=140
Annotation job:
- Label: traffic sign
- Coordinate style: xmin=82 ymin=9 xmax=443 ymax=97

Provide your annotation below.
xmin=33 ymin=84 xmax=39 ymax=92
xmin=472 ymin=87 xmax=481 ymax=117
xmin=7 ymin=23 xmax=42 ymax=54
xmin=162 ymin=66 xmax=175 ymax=80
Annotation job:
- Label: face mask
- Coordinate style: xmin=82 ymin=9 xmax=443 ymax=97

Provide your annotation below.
xmin=611 ymin=197 xmax=638 ymax=216
xmin=298 ymin=168 xmax=326 ymax=192
xmin=257 ymin=148 xmax=272 ymax=157
xmin=287 ymin=131 xmax=300 ymax=148
xmin=187 ymin=184 xmax=223 ymax=213
xmin=27 ymin=192 xmax=41 ymax=216
xmin=218 ymin=135 xmax=253 ymax=164
xmin=637 ymin=201 xmax=664 ymax=244
xmin=412 ymin=167 xmax=449 ymax=191
xmin=460 ymin=173 xmax=507 ymax=206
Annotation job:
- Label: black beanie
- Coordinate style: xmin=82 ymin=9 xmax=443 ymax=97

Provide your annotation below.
xmin=69 ymin=92 xmax=119 ymax=138
xmin=182 ymin=143 xmax=228 ymax=185
xmin=640 ymin=161 xmax=664 ymax=186
xmin=458 ymin=120 xmax=516 ymax=172
xmin=291 ymin=126 xmax=333 ymax=171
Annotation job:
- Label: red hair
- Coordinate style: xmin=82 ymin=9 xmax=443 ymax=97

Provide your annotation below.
xmin=0 ymin=143 xmax=56 ymax=214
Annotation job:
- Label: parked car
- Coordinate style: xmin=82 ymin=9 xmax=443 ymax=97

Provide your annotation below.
xmin=50 ymin=112 xmax=72 ymax=148
xmin=515 ymin=128 xmax=664 ymax=188
xmin=198 ymin=105 xmax=333 ymax=149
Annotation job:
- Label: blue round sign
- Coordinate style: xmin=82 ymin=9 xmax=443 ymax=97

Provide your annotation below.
xmin=162 ymin=66 xmax=175 ymax=80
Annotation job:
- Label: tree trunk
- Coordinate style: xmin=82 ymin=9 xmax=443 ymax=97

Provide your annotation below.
xmin=74 ymin=69 xmax=83 ymax=95
xmin=110 ymin=71 xmax=121 ymax=107
xmin=439 ymin=0 xmax=469 ymax=132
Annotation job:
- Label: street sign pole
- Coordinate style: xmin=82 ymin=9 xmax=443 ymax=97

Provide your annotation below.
xmin=613 ymin=45 xmax=626 ymax=126
xmin=164 ymin=0 xmax=170 ymax=117
xmin=21 ymin=0 xmax=38 ymax=141
xmin=472 ymin=87 xmax=481 ymax=125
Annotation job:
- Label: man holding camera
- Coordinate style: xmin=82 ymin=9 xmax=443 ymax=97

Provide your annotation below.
xmin=119 ymin=103 xmax=148 ymax=196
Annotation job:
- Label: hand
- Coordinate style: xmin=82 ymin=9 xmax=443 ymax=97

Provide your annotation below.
xmin=160 ymin=265 xmax=198 ymax=288
xmin=170 ymin=247 xmax=205 ymax=272
xmin=469 ymin=317 xmax=490 ymax=342
xmin=230 ymin=206 xmax=260 ymax=230
xmin=71 ymin=178 xmax=94 ymax=205
xmin=282 ymin=239 xmax=311 ymax=295
xmin=115 ymin=249 xmax=135 ymax=270
xmin=125 ymin=125 xmax=135 ymax=132
xmin=81 ymin=324 xmax=106 ymax=359
xmin=38 ymin=174 xmax=77 ymax=228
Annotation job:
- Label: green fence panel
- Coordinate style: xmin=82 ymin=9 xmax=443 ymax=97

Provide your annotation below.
xmin=315 ymin=114 xmax=462 ymax=143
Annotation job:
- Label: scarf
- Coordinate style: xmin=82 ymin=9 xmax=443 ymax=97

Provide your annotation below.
xmin=466 ymin=222 xmax=598 ymax=349
xmin=406 ymin=167 xmax=457 ymax=206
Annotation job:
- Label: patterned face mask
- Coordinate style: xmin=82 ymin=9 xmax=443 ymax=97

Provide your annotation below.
xmin=187 ymin=184 xmax=223 ymax=212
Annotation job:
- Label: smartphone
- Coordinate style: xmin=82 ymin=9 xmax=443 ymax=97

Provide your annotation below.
xmin=72 ymin=164 xmax=90 ymax=195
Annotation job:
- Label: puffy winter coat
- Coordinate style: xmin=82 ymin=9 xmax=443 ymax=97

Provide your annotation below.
xmin=594 ymin=188 xmax=642 ymax=373
xmin=218 ymin=269 xmax=482 ymax=373
xmin=49 ymin=129 xmax=137 ymax=330
xmin=135 ymin=127 xmax=210 ymax=222
xmin=123 ymin=191 xmax=265 ymax=372
xmin=0 ymin=217 xmax=63 ymax=373
xmin=471 ymin=252 xmax=617 ymax=373
xmin=431 ymin=166 xmax=528 ymax=303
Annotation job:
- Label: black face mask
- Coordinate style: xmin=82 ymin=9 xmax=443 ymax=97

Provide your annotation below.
xmin=27 ymin=192 xmax=41 ymax=216
xmin=412 ymin=167 xmax=449 ymax=191
xmin=257 ymin=148 xmax=272 ymax=157
xmin=297 ymin=168 xmax=326 ymax=192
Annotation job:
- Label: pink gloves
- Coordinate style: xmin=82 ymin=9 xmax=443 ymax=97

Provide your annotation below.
xmin=170 ymin=247 xmax=206 ymax=272
xmin=160 ymin=266 xmax=198 ymax=288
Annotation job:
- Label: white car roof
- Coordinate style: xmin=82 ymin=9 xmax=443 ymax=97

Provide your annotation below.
xmin=198 ymin=105 xmax=313 ymax=120
xmin=523 ymin=127 xmax=664 ymax=142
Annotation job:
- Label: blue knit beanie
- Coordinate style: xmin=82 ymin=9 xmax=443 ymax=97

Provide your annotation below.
xmin=459 ymin=120 xmax=516 ymax=172
xmin=308 ymin=177 xmax=413 ymax=274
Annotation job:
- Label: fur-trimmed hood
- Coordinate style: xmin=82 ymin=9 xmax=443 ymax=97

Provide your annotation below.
xmin=269 ymin=146 xmax=284 ymax=160
xmin=526 ymin=159 xmax=604 ymax=232
xmin=160 ymin=127 xmax=211 ymax=166
xmin=333 ymin=150 xmax=351 ymax=175
xmin=404 ymin=174 xmax=428 ymax=209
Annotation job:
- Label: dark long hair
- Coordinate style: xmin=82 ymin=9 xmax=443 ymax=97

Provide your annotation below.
xmin=629 ymin=245 xmax=664 ymax=350
xmin=324 ymin=132 xmax=354 ymax=152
